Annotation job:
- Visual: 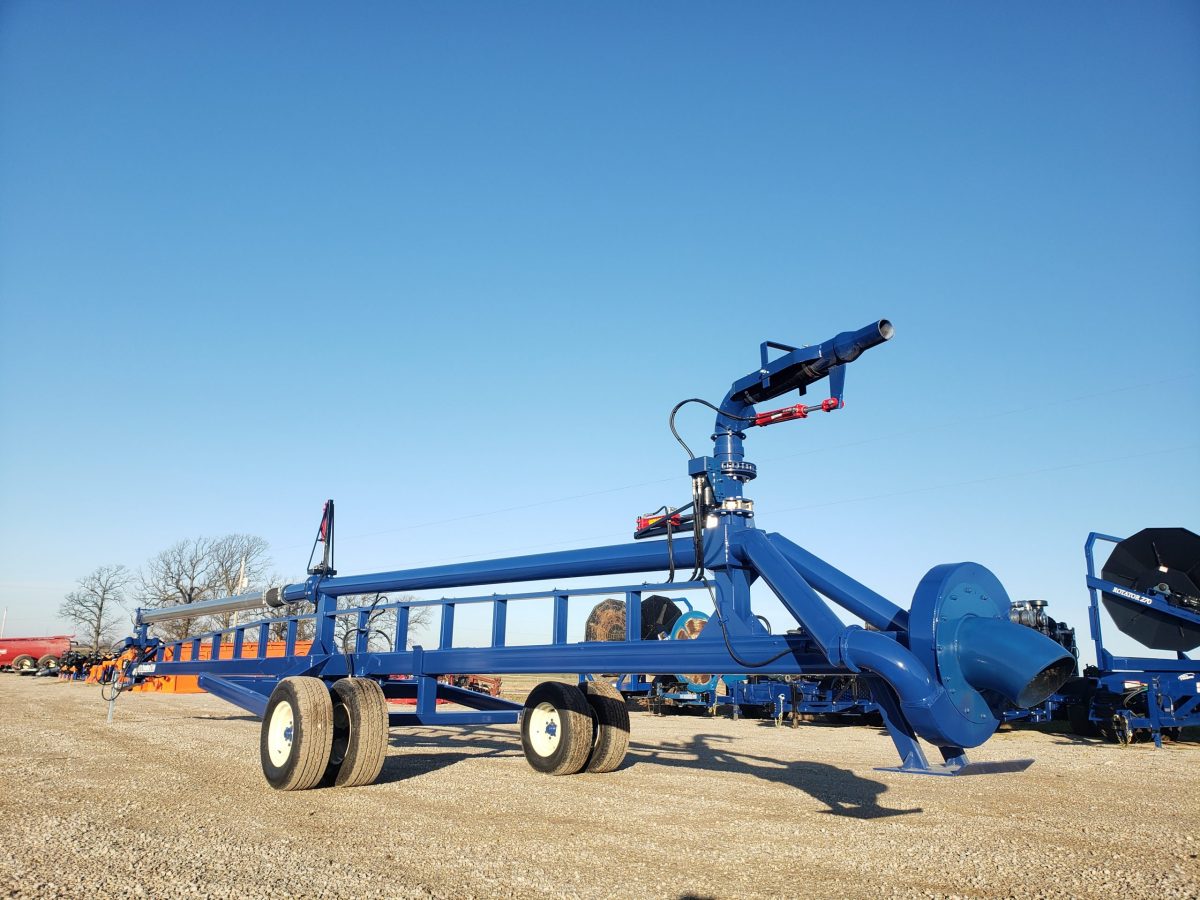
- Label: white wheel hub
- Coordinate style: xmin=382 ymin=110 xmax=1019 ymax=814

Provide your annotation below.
xmin=267 ymin=700 xmax=295 ymax=766
xmin=527 ymin=701 xmax=562 ymax=757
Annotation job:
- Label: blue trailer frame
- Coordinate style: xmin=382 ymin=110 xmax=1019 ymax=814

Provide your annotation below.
xmin=998 ymin=695 xmax=1061 ymax=726
xmin=121 ymin=321 xmax=1075 ymax=788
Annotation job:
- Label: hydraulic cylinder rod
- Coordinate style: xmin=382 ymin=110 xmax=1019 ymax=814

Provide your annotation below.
xmin=138 ymin=541 xmax=699 ymax=622
xmin=136 ymin=589 xmax=284 ymax=625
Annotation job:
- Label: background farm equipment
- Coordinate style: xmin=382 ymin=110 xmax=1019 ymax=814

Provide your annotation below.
xmin=114 ymin=321 xmax=1075 ymax=790
xmin=57 ymin=646 xmax=107 ymax=681
xmin=1057 ymin=528 xmax=1200 ymax=745
xmin=726 ymin=675 xmax=878 ymax=725
xmin=584 ymin=595 xmax=722 ymax=712
xmin=998 ymin=600 xmax=1080 ymax=725
xmin=0 ymin=633 xmax=72 ymax=673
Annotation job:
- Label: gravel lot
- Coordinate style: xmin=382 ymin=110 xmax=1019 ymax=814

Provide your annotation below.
xmin=1 ymin=675 xmax=1197 ymax=899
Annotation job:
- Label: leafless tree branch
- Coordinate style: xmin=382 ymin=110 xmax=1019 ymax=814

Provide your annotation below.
xmin=59 ymin=564 xmax=132 ymax=652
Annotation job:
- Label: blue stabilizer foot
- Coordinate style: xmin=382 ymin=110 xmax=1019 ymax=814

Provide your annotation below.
xmin=876 ymin=757 xmax=1035 ymax=776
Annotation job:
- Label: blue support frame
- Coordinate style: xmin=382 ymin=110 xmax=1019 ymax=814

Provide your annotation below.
xmin=124 ymin=322 xmax=1076 ymax=777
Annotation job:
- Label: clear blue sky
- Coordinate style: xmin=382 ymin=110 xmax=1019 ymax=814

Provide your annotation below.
xmin=1 ymin=2 xmax=1196 ymax=663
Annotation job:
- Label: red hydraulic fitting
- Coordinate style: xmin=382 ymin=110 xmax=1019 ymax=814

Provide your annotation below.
xmin=637 ymin=512 xmax=683 ymax=531
xmin=752 ymin=404 xmax=808 ymax=427
xmin=820 ymin=398 xmax=843 ymax=412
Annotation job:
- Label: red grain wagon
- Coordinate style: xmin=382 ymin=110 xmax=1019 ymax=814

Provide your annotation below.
xmin=0 ymin=634 xmax=73 ymax=672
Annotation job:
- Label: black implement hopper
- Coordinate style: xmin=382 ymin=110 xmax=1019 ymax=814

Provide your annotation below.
xmin=1101 ymin=527 xmax=1200 ymax=652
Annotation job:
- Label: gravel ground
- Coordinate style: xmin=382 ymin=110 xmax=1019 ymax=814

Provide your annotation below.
xmin=1 ymin=676 xmax=1196 ymax=900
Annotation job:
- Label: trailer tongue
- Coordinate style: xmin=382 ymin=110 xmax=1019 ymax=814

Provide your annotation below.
xmin=118 ymin=320 xmax=1073 ymax=790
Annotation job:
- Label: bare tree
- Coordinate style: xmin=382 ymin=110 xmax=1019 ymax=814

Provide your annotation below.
xmin=59 ymin=565 xmax=132 ymax=652
xmin=264 ymin=574 xmax=315 ymax=642
xmin=136 ymin=538 xmax=214 ymax=640
xmin=204 ymin=534 xmax=272 ymax=630
xmin=260 ymin=589 xmax=428 ymax=649
xmin=404 ymin=602 xmax=434 ymax=649
xmin=333 ymin=594 xmax=432 ymax=652
xmin=134 ymin=535 xmax=275 ymax=640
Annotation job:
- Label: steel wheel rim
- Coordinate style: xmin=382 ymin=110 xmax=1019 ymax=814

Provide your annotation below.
xmin=267 ymin=700 xmax=295 ymax=767
xmin=528 ymin=701 xmax=561 ymax=757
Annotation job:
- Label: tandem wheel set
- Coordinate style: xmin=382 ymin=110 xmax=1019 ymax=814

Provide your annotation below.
xmin=111 ymin=320 xmax=1196 ymax=791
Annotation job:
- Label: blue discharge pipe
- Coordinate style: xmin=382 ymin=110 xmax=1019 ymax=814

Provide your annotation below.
xmin=955 ymin=617 xmax=1074 ymax=708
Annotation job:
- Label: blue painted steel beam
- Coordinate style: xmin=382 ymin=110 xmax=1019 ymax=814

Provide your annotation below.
xmin=282 ymin=540 xmax=697 ymax=601
xmin=1102 ymin=657 xmax=1196 ymax=673
xmin=394 ymin=606 xmax=410 ymax=650
xmin=314 ymin=635 xmax=821 ymax=678
xmin=380 ymin=680 xmax=523 ymax=712
xmin=144 ymin=657 xmax=318 ymax=678
xmin=491 ymin=600 xmax=507 ymax=646
xmin=766 ymin=533 xmax=909 ymax=631
xmin=735 ymin=529 xmax=849 ymax=663
xmin=349 ymin=581 xmax=707 ymax=609
xmin=197 ymin=675 xmax=272 ymax=718
xmin=387 ymin=711 xmax=520 ymax=727
xmin=143 ymin=638 xmax=832 ymax=680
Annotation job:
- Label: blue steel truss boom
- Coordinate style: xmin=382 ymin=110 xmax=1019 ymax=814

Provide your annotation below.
xmin=122 ymin=319 xmax=1075 ymax=790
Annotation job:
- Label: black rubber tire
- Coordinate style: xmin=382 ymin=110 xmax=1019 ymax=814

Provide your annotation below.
xmin=1066 ymin=703 xmax=1099 ymax=737
xmin=583 ymin=680 xmax=630 ymax=773
xmin=260 ymin=677 xmax=334 ymax=791
xmin=37 ymin=655 xmax=59 ymax=670
xmin=1059 ymin=677 xmax=1101 ymax=737
xmin=324 ymin=678 xmax=389 ymax=788
xmin=520 ymin=681 xmax=592 ymax=776
xmin=737 ymin=704 xmax=771 ymax=720
xmin=11 ymin=655 xmax=35 ymax=672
